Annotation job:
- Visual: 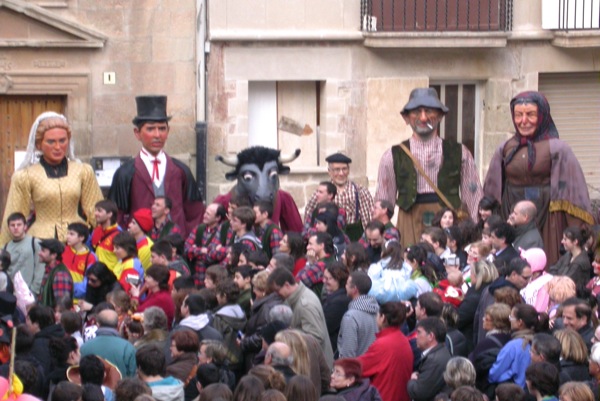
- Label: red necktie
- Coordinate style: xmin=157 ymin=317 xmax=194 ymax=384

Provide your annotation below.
xmin=151 ymin=158 xmax=160 ymax=181
xmin=141 ymin=149 xmax=160 ymax=181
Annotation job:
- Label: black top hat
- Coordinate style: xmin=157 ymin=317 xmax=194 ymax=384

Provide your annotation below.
xmin=401 ymin=88 xmax=449 ymax=114
xmin=132 ymin=95 xmax=172 ymax=125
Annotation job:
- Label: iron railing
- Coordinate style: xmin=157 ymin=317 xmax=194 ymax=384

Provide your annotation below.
xmin=361 ymin=0 xmax=513 ymax=32
xmin=556 ymin=0 xmax=600 ymax=30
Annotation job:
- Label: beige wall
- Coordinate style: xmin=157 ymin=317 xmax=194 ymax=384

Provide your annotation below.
xmin=209 ymin=0 xmax=360 ymax=35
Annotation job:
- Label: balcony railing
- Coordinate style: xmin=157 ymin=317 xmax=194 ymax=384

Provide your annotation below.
xmin=360 ymin=0 xmax=513 ymax=32
xmin=549 ymin=0 xmax=600 ymax=30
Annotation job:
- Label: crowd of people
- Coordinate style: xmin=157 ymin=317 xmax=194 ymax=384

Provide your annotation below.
xmin=0 ymin=89 xmax=597 ymax=401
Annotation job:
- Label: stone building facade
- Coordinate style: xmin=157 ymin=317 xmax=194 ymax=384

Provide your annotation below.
xmin=206 ymin=0 xmax=600 ymax=214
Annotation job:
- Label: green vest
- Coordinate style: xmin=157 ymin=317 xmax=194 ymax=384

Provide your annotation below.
xmin=392 ymin=139 xmax=462 ymax=212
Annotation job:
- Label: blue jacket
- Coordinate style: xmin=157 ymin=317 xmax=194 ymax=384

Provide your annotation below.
xmin=488 ymin=337 xmax=531 ymax=388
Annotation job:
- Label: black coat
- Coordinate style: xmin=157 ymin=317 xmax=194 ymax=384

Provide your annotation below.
xmin=30 ymin=323 xmax=65 ymax=373
xmin=322 ymin=287 xmax=351 ymax=354
xmin=469 ymin=332 xmax=512 ymax=399
xmin=457 ymin=285 xmax=483 ymax=353
xmin=560 ymin=360 xmax=590 ymax=383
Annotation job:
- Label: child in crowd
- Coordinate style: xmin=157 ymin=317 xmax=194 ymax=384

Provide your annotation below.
xmin=233 ymin=265 xmax=253 ymax=319
xmin=63 ymin=222 xmax=97 ymax=300
xmin=111 ymin=232 xmax=144 ymax=293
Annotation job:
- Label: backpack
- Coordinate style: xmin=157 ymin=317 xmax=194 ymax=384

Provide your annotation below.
xmin=212 ymin=313 xmax=246 ymax=371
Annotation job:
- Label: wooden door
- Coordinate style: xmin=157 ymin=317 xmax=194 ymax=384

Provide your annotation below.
xmin=0 ymin=95 xmax=66 ymax=215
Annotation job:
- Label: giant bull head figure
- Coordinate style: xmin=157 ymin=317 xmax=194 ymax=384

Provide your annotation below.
xmin=216 ymin=146 xmax=301 ymax=204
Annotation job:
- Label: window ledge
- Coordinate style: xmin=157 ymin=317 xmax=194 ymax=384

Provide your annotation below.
xmin=362 ymin=31 xmax=509 ymax=48
xmin=209 ymin=29 xmax=363 ymax=42
xmin=551 ymin=30 xmax=600 ymax=48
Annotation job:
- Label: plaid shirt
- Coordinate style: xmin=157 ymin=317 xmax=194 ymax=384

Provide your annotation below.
xmin=150 ymin=217 xmax=182 ymax=241
xmin=255 ymin=220 xmax=282 ymax=257
xmin=359 ymin=222 xmax=401 ymax=247
xmin=304 ymin=181 xmax=373 ymax=230
xmin=39 ymin=261 xmax=73 ymax=305
xmin=375 ymin=135 xmax=483 ymax=221
xmin=184 ymin=223 xmax=227 ymax=286
xmin=296 ymin=260 xmax=326 ymax=288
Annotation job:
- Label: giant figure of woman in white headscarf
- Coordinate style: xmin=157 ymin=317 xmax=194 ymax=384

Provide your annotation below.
xmin=0 ymin=112 xmax=103 ymax=245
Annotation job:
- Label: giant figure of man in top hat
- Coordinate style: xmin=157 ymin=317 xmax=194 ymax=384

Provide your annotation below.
xmin=108 ymin=95 xmax=205 ymax=236
xmin=375 ymin=88 xmax=483 ymax=249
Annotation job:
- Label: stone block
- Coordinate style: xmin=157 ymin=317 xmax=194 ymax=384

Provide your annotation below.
xmin=227 ymin=98 xmax=248 ymax=117
xmin=93 ymin=94 xmax=136 ymax=127
xmin=152 ymin=37 xmax=195 ymax=62
xmin=484 ymin=104 xmax=513 ymax=133
xmin=236 ymin=80 xmax=249 ymax=98
xmin=226 ymin=134 xmax=249 ymax=153
xmin=107 ymin=39 xmax=153 ymax=63
xmin=86 ymin=10 xmax=126 ymax=38
xmin=326 ymin=97 xmax=346 ymax=115
xmin=485 ymin=79 xmax=513 ymax=104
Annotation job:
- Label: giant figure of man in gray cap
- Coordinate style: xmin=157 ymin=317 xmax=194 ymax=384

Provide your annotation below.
xmin=375 ymin=88 xmax=483 ymax=249
xmin=108 ymin=95 xmax=205 ymax=237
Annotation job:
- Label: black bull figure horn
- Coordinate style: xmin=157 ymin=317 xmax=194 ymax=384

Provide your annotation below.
xmin=215 ymin=146 xmax=301 ymax=204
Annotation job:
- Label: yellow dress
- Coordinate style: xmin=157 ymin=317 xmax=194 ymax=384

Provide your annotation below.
xmin=0 ymin=161 xmax=103 ymax=245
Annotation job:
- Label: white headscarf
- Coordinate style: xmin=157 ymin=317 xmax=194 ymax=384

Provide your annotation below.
xmin=18 ymin=111 xmax=78 ymax=170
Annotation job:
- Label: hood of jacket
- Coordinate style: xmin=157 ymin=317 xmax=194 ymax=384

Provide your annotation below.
xmin=180 ymin=314 xmax=210 ymax=331
xmin=216 ymin=304 xmax=245 ymax=319
xmin=349 ymin=295 xmax=380 ymax=315
xmin=147 ymin=376 xmax=184 ymax=401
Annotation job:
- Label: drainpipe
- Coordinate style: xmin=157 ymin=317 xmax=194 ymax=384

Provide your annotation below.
xmin=195 ymin=0 xmax=208 ymax=200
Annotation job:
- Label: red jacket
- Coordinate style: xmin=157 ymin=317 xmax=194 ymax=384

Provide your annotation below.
xmin=358 ymin=327 xmax=413 ymax=401
xmin=138 ymin=290 xmax=175 ymax=330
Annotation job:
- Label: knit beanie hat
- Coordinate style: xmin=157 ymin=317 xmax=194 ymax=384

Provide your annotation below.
xmin=132 ymin=208 xmax=153 ymax=233
xmin=520 ymin=247 xmax=547 ymax=273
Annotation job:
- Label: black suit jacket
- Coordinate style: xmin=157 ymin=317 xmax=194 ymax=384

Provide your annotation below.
xmin=493 ymin=245 xmax=520 ymax=274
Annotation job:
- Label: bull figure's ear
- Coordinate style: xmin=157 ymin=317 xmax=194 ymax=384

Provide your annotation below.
xmin=279 ymin=166 xmax=291 ymax=175
xmin=225 ymin=171 xmax=238 ymax=181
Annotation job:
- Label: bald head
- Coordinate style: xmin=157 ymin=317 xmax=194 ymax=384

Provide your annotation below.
xmin=265 ymin=341 xmax=293 ymax=367
xmin=509 ymin=200 xmax=537 ymax=226
xmin=97 ymin=309 xmax=119 ymax=328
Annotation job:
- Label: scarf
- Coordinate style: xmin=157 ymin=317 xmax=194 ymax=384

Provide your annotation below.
xmin=504 ymin=91 xmax=559 ymax=171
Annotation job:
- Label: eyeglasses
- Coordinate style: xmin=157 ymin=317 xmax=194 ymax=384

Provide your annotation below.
xmin=331 ymin=369 xmax=346 ymax=378
xmin=328 ymin=167 xmax=349 ymax=174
